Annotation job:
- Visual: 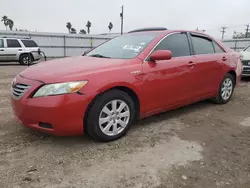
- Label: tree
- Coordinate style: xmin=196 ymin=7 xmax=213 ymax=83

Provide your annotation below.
xmin=66 ymin=22 xmax=72 ymax=33
xmin=108 ymin=22 xmax=113 ymax=33
xmin=1 ymin=15 xmax=9 ymax=30
xmin=7 ymin=19 xmax=14 ymax=30
xmin=70 ymin=28 xmax=76 ymax=34
xmin=233 ymin=31 xmax=249 ymax=39
xmin=79 ymin=29 xmax=86 ymax=34
xmin=86 ymin=21 xmax=92 ymax=34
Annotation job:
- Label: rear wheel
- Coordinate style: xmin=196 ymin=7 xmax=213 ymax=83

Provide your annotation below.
xmin=86 ymin=90 xmax=136 ymax=142
xmin=19 ymin=54 xmax=33 ymax=65
xmin=213 ymin=73 xmax=235 ymax=104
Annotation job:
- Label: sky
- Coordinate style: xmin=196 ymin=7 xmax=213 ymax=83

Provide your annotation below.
xmin=0 ymin=0 xmax=249 ymax=39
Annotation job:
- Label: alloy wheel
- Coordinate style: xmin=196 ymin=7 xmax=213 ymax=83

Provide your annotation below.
xmin=221 ymin=78 xmax=233 ymax=101
xmin=99 ymin=99 xmax=130 ymax=136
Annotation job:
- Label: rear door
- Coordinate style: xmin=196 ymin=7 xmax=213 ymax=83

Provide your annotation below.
xmin=189 ymin=33 xmax=224 ymax=97
xmin=142 ymin=32 xmax=197 ymax=114
xmin=5 ymin=39 xmax=23 ymax=61
xmin=0 ymin=39 xmax=6 ymax=61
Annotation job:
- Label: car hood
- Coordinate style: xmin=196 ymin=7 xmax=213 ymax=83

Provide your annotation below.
xmin=20 ymin=56 xmax=127 ymax=83
xmin=240 ymin=51 xmax=250 ymax=60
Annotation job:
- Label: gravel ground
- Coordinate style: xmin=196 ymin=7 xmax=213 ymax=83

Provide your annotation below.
xmin=0 ymin=63 xmax=250 ymax=188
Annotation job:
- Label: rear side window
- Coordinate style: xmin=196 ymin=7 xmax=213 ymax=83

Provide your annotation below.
xmin=7 ymin=39 xmax=21 ymax=48
xmin=213 ymin=42 xmax=225 ymax=53
xmin=191 ymin=35 xmax=214 ymax=55
xmin=154 ymin=33 xmax=191 ymax=57
xmin=21 ymin=40 xmax=38 ymax=47
xmin=0 ymin=39 xmax=3 ymax=48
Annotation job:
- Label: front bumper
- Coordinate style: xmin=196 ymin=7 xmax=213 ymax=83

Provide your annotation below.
xmin=31 ymin=52 xmax=42 ymax=61
xmin=242 ymin=66 xmax=250 ymax=77
xmin=11 ymin=75 xmax=91 ymax=136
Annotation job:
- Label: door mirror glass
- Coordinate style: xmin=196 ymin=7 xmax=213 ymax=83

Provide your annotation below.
xmin=150 ymin=50 xmax=172 ymax=61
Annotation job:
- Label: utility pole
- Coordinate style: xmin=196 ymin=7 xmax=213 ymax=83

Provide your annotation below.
xmin=245 ymin=24 xmax=249 ymax=38
xmin=120 ymin=6 xmax=124 ymax=35
xmin=221 ymin=27 xmax=227 ymax=40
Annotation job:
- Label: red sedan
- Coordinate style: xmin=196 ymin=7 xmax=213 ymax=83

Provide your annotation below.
xmin=11 ymin=28 xmax=242 ymax=142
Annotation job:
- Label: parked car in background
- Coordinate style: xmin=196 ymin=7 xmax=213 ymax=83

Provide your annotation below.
xmin=239 ymin=45 xmax=250 ymax=77
xmin=0 ymin=37 xmax=41 ymax=65
xmin=11 ymin=28 xmax=242 ymax=142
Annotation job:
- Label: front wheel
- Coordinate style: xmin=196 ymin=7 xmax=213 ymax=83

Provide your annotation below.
xmin=213 ymin=73 xmax=235 ymax=104
xmin=86 ymin=90 xmax=136 ymax=142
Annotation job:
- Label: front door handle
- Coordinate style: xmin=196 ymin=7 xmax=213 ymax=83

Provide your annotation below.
xmin=0 ymin=49 xmax=4 ymax=51
xmin=222 ymin=56 xmax=227 ymax=61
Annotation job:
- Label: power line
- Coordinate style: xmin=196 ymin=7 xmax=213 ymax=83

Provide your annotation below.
xmin=221 ymin=27 xmax=227 ymax=40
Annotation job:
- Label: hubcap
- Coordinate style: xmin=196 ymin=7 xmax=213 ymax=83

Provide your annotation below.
xmin=221 ymin=78 xmax=233 ymax=100
xmin=23 ymin=57 xmax=31 ymax=64
xmin=99 ymin=100 xmax=130 ymax=136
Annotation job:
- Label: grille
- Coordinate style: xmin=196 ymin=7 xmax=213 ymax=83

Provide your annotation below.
xmin=12 ymin=83 xmax=30 ymax=99
xmin=242 ymin=60 xmax=250 ymax=66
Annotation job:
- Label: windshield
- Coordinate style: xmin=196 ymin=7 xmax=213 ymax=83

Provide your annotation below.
xmin=244 ymin=45 xmax=250 ymax=52
xmin=87 ymin=33 xmax=159 ymax=59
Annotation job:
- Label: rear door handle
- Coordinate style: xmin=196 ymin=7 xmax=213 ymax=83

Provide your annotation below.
xmin=0 ymin=49 xmax=4 ymax=51
xmin=188 ymin=61 xmax=195 ymax=67
xmin=222 ymin=56 xmax=227 ymax=61
xmin=18 ymin=49 xmax=22 ymax=51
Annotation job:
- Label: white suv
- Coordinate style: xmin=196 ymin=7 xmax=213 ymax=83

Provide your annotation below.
xmin=240 ymin=45 xmax=250 ymax=77
xmin=0 ymin=37 xmax=42 ymax=65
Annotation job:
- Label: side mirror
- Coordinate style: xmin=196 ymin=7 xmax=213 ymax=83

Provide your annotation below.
xmin=150 ymin=50 xmax=172 ymax=61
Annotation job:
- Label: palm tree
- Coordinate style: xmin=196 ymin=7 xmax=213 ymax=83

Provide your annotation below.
xmin=79 ymin=29 xmax=86 ymax=34
xmin=86 ymin=21 xmax=92 ymax=34
xmin=70 ymin=28 xmax=76 ymax=34
xmin=1 ymin=16 xmax=9 ymax=30
xmin=66 ymin=22 xmax=72 ymax=33
xmin=7 ymin=19 xmax=14 ymax=30
xmin=108 ymin=22 xmax=113 ymax=33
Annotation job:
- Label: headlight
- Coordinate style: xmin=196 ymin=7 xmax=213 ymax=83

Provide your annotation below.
xmin=33 ymin=81 xmax=88 ymax=98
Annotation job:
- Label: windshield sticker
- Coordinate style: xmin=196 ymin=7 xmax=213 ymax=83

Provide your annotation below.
xmin=123 ymin=45 xmax=142 ymax=52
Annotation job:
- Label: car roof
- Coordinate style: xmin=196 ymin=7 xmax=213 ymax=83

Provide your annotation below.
xmin=128 ymin=29 xmax=210 ymax=35
xmin=0 ymin=37 xmax=33 ymax=40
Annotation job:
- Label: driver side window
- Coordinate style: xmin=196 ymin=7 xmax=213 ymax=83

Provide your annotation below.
xmin=154 ymin=33 xmax=191 ymax=58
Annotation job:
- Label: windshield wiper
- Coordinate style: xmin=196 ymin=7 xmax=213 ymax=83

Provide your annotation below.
xmin=88 ymin=54 xmax=110 ymax=58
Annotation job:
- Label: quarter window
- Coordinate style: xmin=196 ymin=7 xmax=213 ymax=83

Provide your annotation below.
xmin=0 ymin=39 xmax=4 ymax=48
xmin=7 ymin=39 xmax=21 ymax=48
xmin=21 ymin=40 xmax=38 ymax=47
xmin=213 ymin=42 xmax=225 ymax=53
xmin=191 ymin=35 xmax=214 ymax=55
xmin=154 ymin=33 xmax=191 ymax=57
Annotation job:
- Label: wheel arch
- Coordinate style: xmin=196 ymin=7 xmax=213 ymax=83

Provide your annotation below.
xmin=227 ymin=70 xmax=237 ymax=85
xmin=83 ymin=84 xmax=142 ymax=133
xmin=19 ymin=52 xmax=34 ymax=62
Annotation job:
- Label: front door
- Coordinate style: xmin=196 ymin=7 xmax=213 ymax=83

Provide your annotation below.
xmin=141 ymin=32 xmax=196 ymax=114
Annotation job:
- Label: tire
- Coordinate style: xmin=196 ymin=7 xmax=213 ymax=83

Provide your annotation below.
xmin=212 ymin=73 xmax=235 ymax=104
xmin=86 ymin=89 xmax=136 ymax=142
xmin=19 ymin=54 xmax=33 ymax=65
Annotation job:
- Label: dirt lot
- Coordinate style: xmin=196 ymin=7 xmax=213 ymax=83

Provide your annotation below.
xmin=0 ymin=63 xmax=250 ymax=188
